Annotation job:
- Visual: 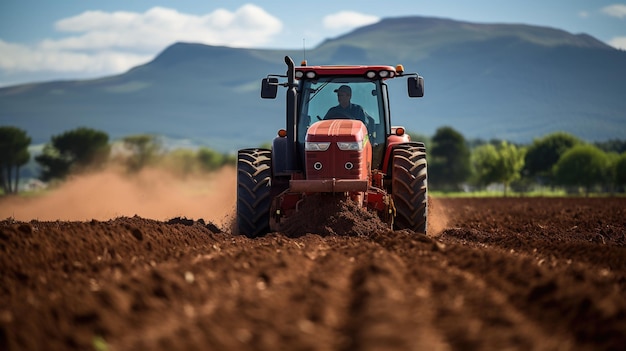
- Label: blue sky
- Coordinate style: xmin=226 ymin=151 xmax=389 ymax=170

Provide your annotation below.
xmin=0 ymin=0 xmax=625 ymax=87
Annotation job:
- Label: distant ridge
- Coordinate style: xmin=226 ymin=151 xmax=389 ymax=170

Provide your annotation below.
xmin=1 ymin=16 xmax=625 ymax=152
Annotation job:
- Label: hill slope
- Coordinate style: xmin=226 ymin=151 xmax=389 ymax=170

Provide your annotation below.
xmin=1 ymin=16 xmax=625 ymax=151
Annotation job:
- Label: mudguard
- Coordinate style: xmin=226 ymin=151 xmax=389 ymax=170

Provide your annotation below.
xmin=272 ymin=136 xmax=291 ymax=176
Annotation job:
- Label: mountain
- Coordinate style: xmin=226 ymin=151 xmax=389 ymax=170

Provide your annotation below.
xmin=1 ymin=16 xmax=625 ymax=152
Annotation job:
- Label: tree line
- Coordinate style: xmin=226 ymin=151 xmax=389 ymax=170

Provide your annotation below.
xmin=423 ymin=126 xmax=626 ymax=196
xmin=2 ymin=125 xmax=626 ymax=196
xmin=0 ymin=126 xmax=235 ymax=194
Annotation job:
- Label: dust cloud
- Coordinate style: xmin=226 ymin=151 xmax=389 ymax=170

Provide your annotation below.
xmin=0 ymin=167 xmax=237 ymax=228
xmin=1 ymin=169 xmax=450 ymax=235
xmin=427 ymin=197 xmax=450 ymax=236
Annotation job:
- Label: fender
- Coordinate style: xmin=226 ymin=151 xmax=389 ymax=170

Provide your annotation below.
xmin=272 ymin=136 xmax=291 ymax=176
xmin=382 ymin=139 xmax=426 ymax=175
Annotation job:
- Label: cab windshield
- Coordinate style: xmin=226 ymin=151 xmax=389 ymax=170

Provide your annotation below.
xmin=297 ymin=78 xmax=385 ymax=145
xmin=296 ymin=77 xmax=387 ymax=170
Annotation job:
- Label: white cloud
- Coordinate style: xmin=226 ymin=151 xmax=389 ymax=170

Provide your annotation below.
xmin=322 ymin=11 xmax=380 ymax=31
xmin=0 ymin=40 xmax=151 ymax=73
xmin=601 ymin=4 xmax=626 ymax=19
xmin=608 ymin=36 xmax=626 ymax=50
xmin=48 ymin=5 xmax=282 ymax=51
xmin=0 ymin=5 xmax=282 ymax=76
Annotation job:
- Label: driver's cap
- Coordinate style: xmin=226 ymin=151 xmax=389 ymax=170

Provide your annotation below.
xmin=334 ymin=85 xmax=351 ymax=94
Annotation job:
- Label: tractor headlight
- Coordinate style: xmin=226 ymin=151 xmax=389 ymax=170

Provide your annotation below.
xmin=305 ymin=142 xmax=330 ymax=151
xmin=337 ymin=141 xmax=363 ymax=151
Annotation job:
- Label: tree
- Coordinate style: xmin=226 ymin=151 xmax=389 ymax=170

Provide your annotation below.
xmin=471 ymin=141 xmax=525 ymax=196
xmin=35 ymin=127 xmax=110 ymax=181
xmin=524 ymin=132 xmax=581 ymax=185
xmin=497 ymin=141 xmax=526 ymax=196
xmin=429 ymin=126 xmax=471 ymax=191
xmin=121 ymin=134 xmax=163 ymax=172
xmin=471 ymin=143 xmax=500 ymax=187
xmin=197 ymin=147 xmax=225 ymax=171
xmin=594 ymin=139 xmax=626 ymax=154
xmin=612 ymin=153 xmax=626 ymax=191
xmin=605 ymin=152 xmax=620 ymax=193
xmin=156 ymin=147 xmax=233 ymax=176
xmin=0 ymin=126 xmax=31 ymax=194
xmin=162 ymin=148 xmax=197 ymax=176
xmin=554 ymin=144 xmax=608 ymax=196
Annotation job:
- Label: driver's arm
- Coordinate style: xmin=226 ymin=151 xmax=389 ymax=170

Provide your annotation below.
xmin=355 ymin=105 xmax=367 ymax=123
xmin=323 ymin=106 xmax=338 ymax=120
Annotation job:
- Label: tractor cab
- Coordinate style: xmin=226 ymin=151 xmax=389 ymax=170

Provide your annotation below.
xmin=262 ymin=62 xmax=424 ymax=174
xmin=297 ymin=78 xmax=386 ymax=169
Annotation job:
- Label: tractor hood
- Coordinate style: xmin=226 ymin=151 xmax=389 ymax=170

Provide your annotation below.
xmin=305 ymin=119 xmax=368 ymax=145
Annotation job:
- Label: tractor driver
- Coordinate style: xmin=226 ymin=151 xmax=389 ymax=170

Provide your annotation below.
xmin=323 ymin=85 xmax=368 ymax=123
xmin=323 ymin=84 xmax=384 ymax=167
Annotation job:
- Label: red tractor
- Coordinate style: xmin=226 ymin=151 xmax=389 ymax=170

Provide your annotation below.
xmin=237 ymin=56 xmax=426 ymax=237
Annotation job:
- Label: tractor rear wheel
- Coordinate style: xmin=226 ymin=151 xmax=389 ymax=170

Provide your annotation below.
xmin=391 ymin=144 xmax=428 ymax=234
xmin=236 ymin=149 xmax=272 ymax=237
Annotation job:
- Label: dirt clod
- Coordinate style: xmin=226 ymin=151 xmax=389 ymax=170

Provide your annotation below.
xmin=280 ymin=195 xmax=389 ymax=237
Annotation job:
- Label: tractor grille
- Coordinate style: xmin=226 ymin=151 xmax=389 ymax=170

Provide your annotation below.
xmin=306 ymin=148 xmax=364 ymax=180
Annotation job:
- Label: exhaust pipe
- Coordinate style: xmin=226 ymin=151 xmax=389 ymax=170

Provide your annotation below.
xmin=284 ymin=56 xmax=297 ymax=172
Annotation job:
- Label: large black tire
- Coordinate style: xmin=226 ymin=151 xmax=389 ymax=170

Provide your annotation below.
xmin=391 ymin=144 xmax=428 ymax=234
xmin=236 ymin=149 xmax=272 ymax=237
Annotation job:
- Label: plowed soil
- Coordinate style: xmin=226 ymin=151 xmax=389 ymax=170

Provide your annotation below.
xmin=1 ymin=197 xmax=625 ymax=351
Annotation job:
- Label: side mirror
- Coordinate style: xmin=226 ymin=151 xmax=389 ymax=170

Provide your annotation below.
xmin=261 ymin=77 xmax=278 ymax=99
xmin=408 ymin=76 xmax=424 ymax=98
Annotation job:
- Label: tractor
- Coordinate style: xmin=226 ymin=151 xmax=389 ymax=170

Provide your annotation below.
xmin=237 ymin=56 xmax=427 ymax=237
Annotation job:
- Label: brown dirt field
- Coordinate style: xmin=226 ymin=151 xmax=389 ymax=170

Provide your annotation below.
xmin=1 ymin=197 xmax=625 ymax=351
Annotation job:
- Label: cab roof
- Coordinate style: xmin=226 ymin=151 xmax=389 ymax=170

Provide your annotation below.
xmin=295 ymin=63 xmax=402 ymax=77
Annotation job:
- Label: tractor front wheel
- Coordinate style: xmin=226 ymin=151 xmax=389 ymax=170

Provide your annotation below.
xmin=391 ymin=144 xmax=428 ymax=234
xmin=236 ymin=149 xmax=272 ymax=237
